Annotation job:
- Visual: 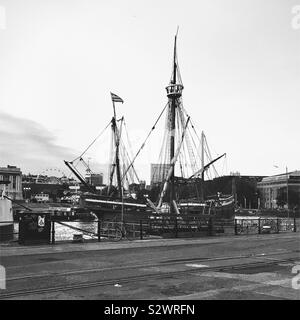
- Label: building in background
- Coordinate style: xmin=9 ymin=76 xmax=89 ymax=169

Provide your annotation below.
xmin=150 ymin=164 xmax=171 ymax=186
xmin=139 ymin=180 xmax=146 ymax=190
xmin=22 ymin=173 xmax=77 ymax=185
xmin=86 ymin=173 xmax=103 ymax=186
xmin=257 ymin=171 xmax=300 ymax=209
xmin=0 ymin=165 xmax=23 ymax=200
xmin=204 ymin=174 xmax=265 ymax=209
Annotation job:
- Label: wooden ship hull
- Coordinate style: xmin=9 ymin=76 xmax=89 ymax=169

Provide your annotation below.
xmin=78 ymin=193 xmax=235 ymax=222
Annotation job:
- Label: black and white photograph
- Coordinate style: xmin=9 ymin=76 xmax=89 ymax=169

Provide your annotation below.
xmin=0 ymin=0 xmax=300 ymax=306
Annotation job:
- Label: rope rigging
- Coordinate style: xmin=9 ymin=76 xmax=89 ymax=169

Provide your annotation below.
xmin=121 ymin=102 xmax=169 ymax=182
xmin=147 ymin=89 xmax=228 ymax=206
xmin=71 ymin=120 xmax=111 ymax=163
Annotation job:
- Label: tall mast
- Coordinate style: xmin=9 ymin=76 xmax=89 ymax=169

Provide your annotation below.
xmin=111 ymin=101 xmax=123 ymax=198
xmin=165 ymin=33 xmax=184 ymax=213
xmin=169 ymin=35 xmax=177 ymax=214
xmin=200 ymin=131 xmax=205 ymax=201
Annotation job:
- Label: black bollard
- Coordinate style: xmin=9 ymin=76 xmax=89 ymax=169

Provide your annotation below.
xmin=97 ymin=220 xmax=101 ymax=242
xmin=140 ymin=220 xmax=143 ymax=240
xmin=208 ymin=217 xmax=213 ymax=236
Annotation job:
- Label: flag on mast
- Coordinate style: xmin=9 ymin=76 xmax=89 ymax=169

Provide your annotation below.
xmin=110 ymin=92 xmax=124 ymax=103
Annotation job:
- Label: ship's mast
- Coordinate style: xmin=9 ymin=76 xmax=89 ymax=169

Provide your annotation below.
xmin=111 ymin=101 xmax=123 ymax=198
xmin=166 ymin=33 xmax=184 ymax=213
xmin=200 ymin=131 xmax=205 ymax=201
xmin=169 ymin=36 xmax=177 ymax=214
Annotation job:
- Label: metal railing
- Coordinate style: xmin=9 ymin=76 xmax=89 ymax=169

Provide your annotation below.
xmin=50 ymin=220 xmax=145 ymax=243
xmin=1 ymin=216 xmax=299 ymax=245
xmin=234 ymin=217 xmax=298 ymax=235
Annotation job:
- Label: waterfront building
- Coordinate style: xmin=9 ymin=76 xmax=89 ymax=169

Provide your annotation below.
xmin=257 ymin=171 xmax=300 ymax=209
xmin=22 ymin=173 xmax=77 ymax=185
xmin=86 ymin=173 xmax=104 ymax=186
xmin=22 ymin=174 xmax=38 ymax=183
xmin=205 ymin=175 xmax=265 ymax=209
xmin=0 ymin=165 xmax=23 ymax=200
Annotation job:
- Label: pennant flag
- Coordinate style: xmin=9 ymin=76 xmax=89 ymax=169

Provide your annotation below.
xmin=110 ymin=92 xmax=124 ymax=103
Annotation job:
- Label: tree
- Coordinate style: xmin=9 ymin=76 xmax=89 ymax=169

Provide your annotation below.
xmin=289 ymin=189 xmax=300 ymax=207
xmin=276 ymin=188 xmax=300 ymax=208
xmin=276 ymin=188 xmax=287 ymax=208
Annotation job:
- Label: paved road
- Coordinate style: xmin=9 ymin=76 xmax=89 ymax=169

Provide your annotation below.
xmin=0 ymin=233 xmax=300 ymax=300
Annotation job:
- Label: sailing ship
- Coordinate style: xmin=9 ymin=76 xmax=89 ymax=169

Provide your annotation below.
xmin=64 ymin=34 xmax=234 ymax=221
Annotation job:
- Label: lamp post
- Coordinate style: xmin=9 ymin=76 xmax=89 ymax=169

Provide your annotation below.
xmin=286 ymin=166 xmax=289 ymax=218
xmin=273 ymin=165 xmax=289 ymax=217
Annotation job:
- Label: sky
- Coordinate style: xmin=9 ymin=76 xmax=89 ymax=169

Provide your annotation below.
xmin=0 ymin=0 xmax=299 ymax=184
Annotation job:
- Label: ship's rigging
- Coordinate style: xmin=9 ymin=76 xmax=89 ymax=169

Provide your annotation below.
xmin=64 ymin=93 xmax=141 ymax=199
xmin=123 ymin=32 xmax=228 ymax=211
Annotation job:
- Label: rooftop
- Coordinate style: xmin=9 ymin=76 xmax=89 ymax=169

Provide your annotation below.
xmin=258 ymin=170 xmax=300 ymax=184
xmin=0 ymin=165 xmax=22 ymax=173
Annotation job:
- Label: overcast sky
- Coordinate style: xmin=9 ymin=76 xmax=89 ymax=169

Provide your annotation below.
xmin=0 ymin=0 xmax=299 ymax=183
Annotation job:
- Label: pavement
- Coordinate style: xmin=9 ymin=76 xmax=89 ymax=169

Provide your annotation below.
xmin=1 ymin=235 xmax=241 ymax=257
xmin=0 ymin=232 xmax=297 ymax=257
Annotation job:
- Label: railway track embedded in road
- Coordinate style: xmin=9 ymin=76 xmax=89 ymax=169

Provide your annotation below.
xmin=1 ymin=250 xmax=299 ymax=299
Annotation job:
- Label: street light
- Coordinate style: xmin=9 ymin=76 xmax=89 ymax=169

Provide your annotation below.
xmin=273 ymin=165 xmax=289 ymax=217
xmin=286 ymin=166 xmax=289 ymax=218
